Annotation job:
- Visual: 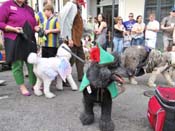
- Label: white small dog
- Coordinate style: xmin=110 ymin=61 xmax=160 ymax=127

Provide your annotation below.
xmin=27 ymin=43 xmax=78 ymax=98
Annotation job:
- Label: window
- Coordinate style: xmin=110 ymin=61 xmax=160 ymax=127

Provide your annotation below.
xmin=144 ymin=0 xmax=175 ymax=23
xmin=103 ymin=5 xmax=118 ymax=31
xmin=144 ymin=0 xmax=175 ymax=50
xmin=97 ymin=0 xmax=101 ymax=5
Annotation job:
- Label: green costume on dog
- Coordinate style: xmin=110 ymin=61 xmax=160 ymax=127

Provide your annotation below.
xmin=79 ymin=44 xmax=118 ymax=98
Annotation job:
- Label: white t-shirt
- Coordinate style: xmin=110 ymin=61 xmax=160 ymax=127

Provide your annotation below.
xmin=132 ymin=23 xmax=145 ymax=39
xmin=145 ymin=20 xmax=160 ymax=39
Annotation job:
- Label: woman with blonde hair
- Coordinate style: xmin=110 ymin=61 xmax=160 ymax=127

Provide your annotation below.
xmin=113 ymin=16 xmax=125 ymax=54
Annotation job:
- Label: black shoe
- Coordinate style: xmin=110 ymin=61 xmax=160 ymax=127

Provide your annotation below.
xmin=78 ymin=79 xmax=82 ymax=82
xmin=63 ymin=81 xmax=70 ymax=87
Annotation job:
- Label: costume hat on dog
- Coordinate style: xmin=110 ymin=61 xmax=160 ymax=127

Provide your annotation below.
xmin=80 ymin=43 xmax=118 ymax=98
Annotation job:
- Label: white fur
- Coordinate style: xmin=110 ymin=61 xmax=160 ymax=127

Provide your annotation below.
xmin=27 ymin=43 xmax=78 ymax=98
xmin=170 ymin=52 xmax=175 ymax=66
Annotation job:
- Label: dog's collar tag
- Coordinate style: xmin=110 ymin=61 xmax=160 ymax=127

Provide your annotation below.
xmin=87 ymin=86 xmax=92 ymax=94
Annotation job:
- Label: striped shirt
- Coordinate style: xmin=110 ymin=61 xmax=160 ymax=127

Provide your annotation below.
xmin=35 ymin=11 xmax=47 ymax=26
xmin=35 ymin=12 xmax=47 ymax=45
xmin=43 ymin=16 xmax=60 ymax=47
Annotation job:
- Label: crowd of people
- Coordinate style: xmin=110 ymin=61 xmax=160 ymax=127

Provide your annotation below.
xmin=113 ymin=7 xmax=175 ymax=54
xmin=0 ymin=0 xmax=175 ymax=97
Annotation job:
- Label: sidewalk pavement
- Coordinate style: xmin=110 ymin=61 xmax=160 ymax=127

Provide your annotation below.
xmin=0 ymin=68 xmax=159 ymax=131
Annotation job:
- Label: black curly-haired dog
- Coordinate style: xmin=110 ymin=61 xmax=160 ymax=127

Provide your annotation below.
xmin=80 ymin=53 xmax=130 ymax=131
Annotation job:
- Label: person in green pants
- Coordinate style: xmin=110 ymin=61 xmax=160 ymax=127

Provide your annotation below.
xmin=0 ymin=0 xmax=40 ymax=96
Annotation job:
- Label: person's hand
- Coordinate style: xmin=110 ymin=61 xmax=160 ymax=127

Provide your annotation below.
xmin=34 ymin=26 xmax=41 ymax=32
xmin=45 ymin=30 xmax=51 ymax=35
xmin=94 ymin=29 xmax=99 ymax=34
xmin=68 ymin=39 xmax=74 ymax=47
xmin=14 ymin=27 xmax=23 ymax=33
xmin=38 ymin=28 xmax=45 ymax=37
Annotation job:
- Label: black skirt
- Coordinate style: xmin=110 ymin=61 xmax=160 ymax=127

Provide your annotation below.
xmin=4 ymin=22 xmax=37 ymax=64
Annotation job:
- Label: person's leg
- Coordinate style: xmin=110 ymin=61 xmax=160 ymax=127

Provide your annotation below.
xmin=65 ymin=46 xmax=76 ymax=86
xmin=131 ymin=38 xmax=136 ymax=46
xmin=153 ymin=38 xmax=157 ymax=49
xmin=140 ymin=37 xmax=145 ymax=46
xmin=11 ymin=60 xmax=30 ymax=96
xmin=112 ymin=37 xmax=117 ymax=53
xmin=25 ymin=62 xmax=36 ymax=86
xmin=75 ymin=45 xmax=85 ymax=81
xmin=118 ymin=38 xmax=124 ymax=54
xmin=23 ymin=63 xmax=28 ymax=77
xmin=116 ymin=38 xmax=120 ymax=53
xmin=135 ymin=38 xmax=140 ymax=45
xmin=163 ymin=35 xmax=169 ymax=51
xmin=70 ymin=47 xmax=76 ymax=66
xmin=46 ymin=47 xmax=58 ymax=57
xmin=42 ymin=47 xmax=49 ymax=58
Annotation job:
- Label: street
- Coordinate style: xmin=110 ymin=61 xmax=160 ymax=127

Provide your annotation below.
xmin=0 ymin=65 xmax=170 ymax=131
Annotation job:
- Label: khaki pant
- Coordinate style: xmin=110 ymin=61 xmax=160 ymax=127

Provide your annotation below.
xmin=163 ymin=35 xmax=173 ymax=51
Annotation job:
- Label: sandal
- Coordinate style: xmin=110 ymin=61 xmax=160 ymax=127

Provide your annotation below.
xmin=20 ymin=86 xmax=31 ymax=96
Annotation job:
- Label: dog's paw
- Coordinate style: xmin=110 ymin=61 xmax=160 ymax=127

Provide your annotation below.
xmin=80 ymin=113 xmax=94 ymax=125
xmin=99 ymin=120 xmax=115 ymax=131
xmin=34 ymin=89 xmax=43 ymax=96
xmin=130 ymin=79 xmax=138 ymax=85
xmin=45 ymin=92 xmax=56 ymax=98
xmin=147 ymin=82 xmax=156 ymax=88
xmin=72 ymin=88 xmax=78 ymax=91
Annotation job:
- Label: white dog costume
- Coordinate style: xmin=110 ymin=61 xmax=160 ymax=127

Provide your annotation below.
xmin=27 ymin=43 xmax=77 ymax=98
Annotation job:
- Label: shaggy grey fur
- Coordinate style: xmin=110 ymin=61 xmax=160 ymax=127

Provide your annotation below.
xmin=121 ymin=45 xmax=175 ymax=87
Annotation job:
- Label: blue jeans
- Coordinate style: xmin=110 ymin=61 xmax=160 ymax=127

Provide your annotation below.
xmin=113 ymin=37 xmax=124 ymax=54
xmin=131 ymin=37 xmax=144 ymax=46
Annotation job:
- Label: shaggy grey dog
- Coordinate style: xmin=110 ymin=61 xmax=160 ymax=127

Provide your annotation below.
xmin=121 ymin=45 xmax=175 ymax=87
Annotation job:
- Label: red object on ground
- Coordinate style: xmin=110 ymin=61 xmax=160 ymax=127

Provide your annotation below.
xmin=147 ymin=96 xmax=166 ymax=131
xmin=147 ymin=86 xmax=175 ymax=131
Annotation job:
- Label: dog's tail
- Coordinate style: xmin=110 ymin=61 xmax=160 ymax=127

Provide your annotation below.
xmin=27 ymin=52 xmax=38 ymax=64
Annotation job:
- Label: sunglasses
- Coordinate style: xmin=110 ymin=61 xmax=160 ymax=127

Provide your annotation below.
xmin=129 ymin=16 xmax=133 ymax=17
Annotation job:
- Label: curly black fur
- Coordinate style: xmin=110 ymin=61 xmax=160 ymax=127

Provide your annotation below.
xmin=80 ymin=86 xmax=114 ymax=131
xmin=86 ymin=63 xmax=113 ymax=89
xmin=80 ymin=53 xmax=127 ymax=131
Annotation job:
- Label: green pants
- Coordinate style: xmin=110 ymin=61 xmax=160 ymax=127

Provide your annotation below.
xmin=11 ymin=60 xmax=36 ymax=85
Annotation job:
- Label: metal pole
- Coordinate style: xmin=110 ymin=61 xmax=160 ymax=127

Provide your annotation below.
xmin=111 ymin=0 xmax=115 ymax=52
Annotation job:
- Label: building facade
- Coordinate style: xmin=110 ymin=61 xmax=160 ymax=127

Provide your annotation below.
xmin=0 ymin=0 xmax=174 ymax=49
xmin=87 ymin=0 xmax=175 ymax=26
xmin=0 ymin=0 xmax=174 ymax=23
